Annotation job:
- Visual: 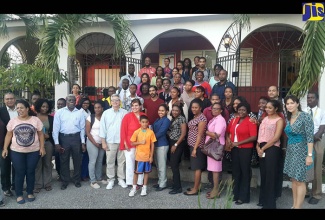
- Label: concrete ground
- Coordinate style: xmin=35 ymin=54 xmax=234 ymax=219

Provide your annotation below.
xmin=1 ymin=159 xmax=324 ymax=209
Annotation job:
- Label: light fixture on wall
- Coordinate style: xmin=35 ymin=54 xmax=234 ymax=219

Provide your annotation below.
xmin=129 ymin=42 xmax=135 ymax=53
xmin=223 ymin=33 xmax=232 ymax=51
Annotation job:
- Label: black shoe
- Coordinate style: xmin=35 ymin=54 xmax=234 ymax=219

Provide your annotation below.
xmin=235 ymin=200 xmax=244 ymax=205
xmin=11 ymin=186 xmax=15 ymax=191
xmin=169 ymin=188 xmax=182 ymax=194
xmin=0 ymin=200 xmax=4 ymax=207
xmin=305 ymin=194 xmax=310 ymax=199
xmin=61 ymin=184 xmax=68 ymax=190
xmin=168 ymin=185 xmax=174 ymax=190
xmin=4 ymin=190 xmax=13 ymax=197
xmin=152 ymin=184 xmax=159 ymax=189
xmin=156 ymin=186 xmax=167 ymax=191
xmin=257 ymin=203 xmax=263 ymax=207
xmin=75 ymin=182 xmax=81 ymax=188
xmin=308 ymin=197 xmax=320 ymax=205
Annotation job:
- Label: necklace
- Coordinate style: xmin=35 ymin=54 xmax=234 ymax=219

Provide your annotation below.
xmin=292 ymin=111 xmax=300 ymax=119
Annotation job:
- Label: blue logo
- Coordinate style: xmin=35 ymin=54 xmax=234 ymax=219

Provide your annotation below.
xmin=302 ymin=2 xmax=325 ymax=21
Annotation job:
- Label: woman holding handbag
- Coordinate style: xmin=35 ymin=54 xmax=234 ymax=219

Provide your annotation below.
xmin=205 ymin=102 xmax=227 ymax=199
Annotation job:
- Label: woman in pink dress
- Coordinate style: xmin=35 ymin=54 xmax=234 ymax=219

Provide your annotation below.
xmin=205 ymin=102 xmax=227 ymax=199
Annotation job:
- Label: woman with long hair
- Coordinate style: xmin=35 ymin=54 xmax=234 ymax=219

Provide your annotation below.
xmin=184 ymin=98 xmax=207 ymax=196
xmin=136 ymin=73 xmax=150 ymax=97
xmin=34 ymin=99 xmax=55 ymax=193
xmin=256 ymin=100 xmax=284 ymax=209
xmin=167 ymin=86 xmax=188 ymax=122
xmin=183 ymin=58 xmax=192 ymax=82
xmin=283 ymin=95 xmax=314 ymax=209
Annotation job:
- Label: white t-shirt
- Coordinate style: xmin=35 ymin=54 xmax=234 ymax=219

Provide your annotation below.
xmin=86 ymin=115 xmax=101 ymax=144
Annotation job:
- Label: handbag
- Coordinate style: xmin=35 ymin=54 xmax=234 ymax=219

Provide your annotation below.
xmin=201 ymin=138 xmax=225 ymax=161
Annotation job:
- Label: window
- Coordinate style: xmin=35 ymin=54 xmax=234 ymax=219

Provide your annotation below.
xmin=238 ymin=48 xmax=253 ymax=87
xmin=181 ymin=50 xmax=216 ymax=70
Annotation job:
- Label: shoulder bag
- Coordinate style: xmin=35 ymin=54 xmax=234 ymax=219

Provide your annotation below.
xmin=201 ymin=138 xmax=225 ymax=161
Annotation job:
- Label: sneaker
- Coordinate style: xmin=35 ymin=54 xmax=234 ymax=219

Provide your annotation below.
xmin=118 ymin=179 xmax=127 ymax=188
xmin=0 ymin=200 xmax=4 ymax=207
xmin=98 ymin=179 xmax=108 ymax=185
xmin=140 ymin=187 xmax=147 ymax=196
xmin=106 ymin=180 xmax=114 ymax=190
xmin=129 ymin=187 xmax=137 ymax=197
xmin=90 ymin=182 xmax=100 ymax=189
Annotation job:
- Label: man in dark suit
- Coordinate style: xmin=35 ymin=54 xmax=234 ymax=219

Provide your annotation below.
xmin=0 ymin=92 xmax=18 ymax=197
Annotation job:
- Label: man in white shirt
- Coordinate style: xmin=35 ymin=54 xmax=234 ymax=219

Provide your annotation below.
xmin=118 ymin=64 xmax=141 ymax=89
xmin=304 ymin=91 xmax=325 ymax=205
xmin=99 ymin=94 xmax=128 ymax=189
xmin=119 ymin=78 xmax=131 ymax=110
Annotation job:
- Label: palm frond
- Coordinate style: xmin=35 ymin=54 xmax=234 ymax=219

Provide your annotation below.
xmin=97 ymin=14 xmax=131 ymax=58
xmin=288 ymin=21 xmax=325 ymax=98
xmin=233 ymin=14 xmax=251 ymax=31
xmin=0 ymin=14 xmax=13 ymax=38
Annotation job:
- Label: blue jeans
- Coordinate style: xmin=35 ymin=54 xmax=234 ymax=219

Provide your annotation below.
xmin=86 ymin=139 xmax=105 ymax=183
xmin=11 ymin=150 xmax=40 ymax=197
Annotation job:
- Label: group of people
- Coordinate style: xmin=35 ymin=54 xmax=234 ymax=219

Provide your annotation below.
xmin=0 ymin=55 xmax=324 ymax=209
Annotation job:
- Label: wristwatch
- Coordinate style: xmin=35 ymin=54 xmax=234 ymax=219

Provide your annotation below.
xmin=174 ymin=143 xmax=178 ymax=147
xmin=308 ymin=153 xmax=313 ymax=157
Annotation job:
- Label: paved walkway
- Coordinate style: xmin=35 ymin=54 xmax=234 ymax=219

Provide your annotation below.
xmin=1 ymin=169 xmax=324 ymax=209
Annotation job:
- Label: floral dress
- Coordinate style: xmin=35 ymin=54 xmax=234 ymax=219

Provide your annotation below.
xmin=283 ymin=112 xmax=314 ymax=182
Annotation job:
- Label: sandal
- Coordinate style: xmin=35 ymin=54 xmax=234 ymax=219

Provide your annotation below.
xmin=27 ymin=194 xmax=35 ymax=202
xmin=206 ymin=192 xmax=220 ymax=199
xmin=45 ymin=186 xmax=53 ymax=191
xmin=33 ymin=188 xmax=41 ymax=193
xmin=17 ymin=196 xmax=25 ymax=204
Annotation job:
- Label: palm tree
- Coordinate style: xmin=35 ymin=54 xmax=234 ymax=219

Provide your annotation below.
xmin=233 ymin=14 xmax=325 ymax=98
xmin=37 ymin=14 xmax=131 ymax=88
xmin=0 ymin=14 xmax=131 ymax=88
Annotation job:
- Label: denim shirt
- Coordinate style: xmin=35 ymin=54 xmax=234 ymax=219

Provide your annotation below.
xmin=153 ymin=116 xmax=171 ymax=147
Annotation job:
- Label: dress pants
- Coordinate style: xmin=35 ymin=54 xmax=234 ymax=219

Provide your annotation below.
xmin=308 ymin=138 xmax=325 ymax=199
xmin=59 ymin=133 xmax=82 ymax=185
xmin=35 ymin=140 xmax=54 ymax=189
xmin=169 ymin=140 xmax=184 ymax=189
xmin=106 ymin=143 xmax=126 ymax=182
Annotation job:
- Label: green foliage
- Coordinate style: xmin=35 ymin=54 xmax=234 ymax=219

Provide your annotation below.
xmin=288 ymin=21 xmax=325 ymax=98
xmin=198 ymin=179 xmax=234 ymax=209
xmin=0 ymin=63 xmax=67 ymax=98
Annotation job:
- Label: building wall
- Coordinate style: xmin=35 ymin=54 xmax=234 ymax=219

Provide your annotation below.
xmin=1 ymin=14 xmax=323 ymax=109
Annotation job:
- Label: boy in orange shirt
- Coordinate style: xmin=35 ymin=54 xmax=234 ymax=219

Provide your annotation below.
xmin=129 ymin=115 xmax=156 ymax=197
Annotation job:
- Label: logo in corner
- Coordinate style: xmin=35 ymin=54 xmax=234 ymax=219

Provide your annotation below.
xmin=303 ymin=2 xmax=325 ymax=21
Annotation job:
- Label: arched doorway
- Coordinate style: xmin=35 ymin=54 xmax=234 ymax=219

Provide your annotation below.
xmin=217 ymin=23 xmax=303 ymax=112
xmin=75 ymin=31 xmax=143 ymax=102
xmin=142 ymin=29 xmax=216 ymax=70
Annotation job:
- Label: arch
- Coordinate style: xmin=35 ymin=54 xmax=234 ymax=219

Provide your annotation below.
xmin=0 ymin=36 xmax=39 ymax=66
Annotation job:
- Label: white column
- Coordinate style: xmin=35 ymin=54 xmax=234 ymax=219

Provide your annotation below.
xmin=54 ymin=45 xmax=69 ymax=111
xmin=319 ymin=69 xmax=325 ymax=109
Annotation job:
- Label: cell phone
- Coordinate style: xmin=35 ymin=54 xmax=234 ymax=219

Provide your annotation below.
xmin=262 ymin=152 xmax=265 ymax=157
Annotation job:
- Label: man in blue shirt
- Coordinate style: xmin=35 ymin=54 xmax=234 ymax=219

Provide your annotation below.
xmin=211 ymin=69 xmax=236 ymax=100
xmin=53 ymin=94 xmax=86 ymax=190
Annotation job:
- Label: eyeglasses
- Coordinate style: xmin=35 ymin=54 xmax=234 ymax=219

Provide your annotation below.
xmin=83 ymin=102 xmax=90 ymax=105
xmin=111 ymin=99 xmax=120 ymax=102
